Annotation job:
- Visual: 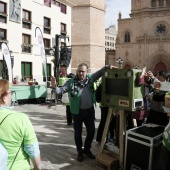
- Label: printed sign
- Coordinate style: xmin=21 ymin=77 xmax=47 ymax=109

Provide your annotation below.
xmin=119 ymin=99 xmax=129 ymax=107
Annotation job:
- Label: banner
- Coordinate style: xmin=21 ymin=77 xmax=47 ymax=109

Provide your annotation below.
xmin=1 ymin=43 xmax=13 ymax=83
xmin=35 ymin=27 xmax=47 ymax=84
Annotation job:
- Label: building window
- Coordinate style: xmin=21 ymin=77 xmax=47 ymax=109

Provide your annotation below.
xmin=0 ymin=28 xmax=7 ymax=49
xmin=44 ymin=17 xmax=51 ymax=34
xmin=125 ymin=31 xmax=130 ymax=42
xmin=44 ymin=0 xmax=51 ymax=7
xmin=43 ymin=63 xmax=51 ymax=81
xmin=159 ymin=0 xmax=164 ymax=6
xmin=151 ymin=0 xmax=156 ymax=7
xmin=61 ymin=23 xmax=66 ymax=34
xmin=107 ymin=42 xmax=109 ymax=46
xmin=61 ymin=3 xmax=66 ymax=14
xmin=22 ymin=9 xmax=31 ymax=29
xmin=22 ymin=34 xmax=32 ymax=53
xmin=52 ymin=0 xmax=60 ymax=6
xmin=0 ymin=28 xmax=7 ymax=40
xmin=0 ymin=1 xmax=7 ymax=23
xmin=21 ymin=62 xmax=32 ymax=82
xmin=166 ymin=0 xmax=170 ymax=5
xmin=44 ymin=38 xmax=51 ymax=55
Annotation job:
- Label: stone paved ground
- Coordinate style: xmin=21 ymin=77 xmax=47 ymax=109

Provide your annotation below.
xmin=13 ymin=103 xmax=103 ymax=170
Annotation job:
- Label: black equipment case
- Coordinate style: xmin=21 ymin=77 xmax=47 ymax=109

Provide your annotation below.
xmin=124 ymin=124 xmax=164 ymax=170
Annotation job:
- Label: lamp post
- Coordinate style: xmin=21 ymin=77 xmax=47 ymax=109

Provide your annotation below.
xmin=53 ymin=33 xmax=69 ymax=78
xmin=116 ymin=57 xmax=124 ymax=69
xmin=133 ymin=65 xmax=139 ymax=69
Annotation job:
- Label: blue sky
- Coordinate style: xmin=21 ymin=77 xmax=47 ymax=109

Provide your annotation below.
xmin=105 ymin=0 xmax=131 ymax=28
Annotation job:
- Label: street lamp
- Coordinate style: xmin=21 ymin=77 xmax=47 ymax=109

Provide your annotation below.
xmin=116 ymin=57 xmax=123 ymax=69
xmin=54 ymin=34 xmax=69 ymax=78
xmin=133 ymin=65 xmax=139 ymax=69
xmin=49 ymin=34 xmax=69 ymax=79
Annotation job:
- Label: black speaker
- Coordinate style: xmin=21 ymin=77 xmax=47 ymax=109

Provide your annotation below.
xmin=124 ymin=125 xmax=164 ymax=170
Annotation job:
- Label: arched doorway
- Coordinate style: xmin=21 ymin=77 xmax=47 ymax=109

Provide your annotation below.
xmin=124 ymin=64 xmax=131 ymax=69
xmin=154 ymin=62 xmax=167 ymax=74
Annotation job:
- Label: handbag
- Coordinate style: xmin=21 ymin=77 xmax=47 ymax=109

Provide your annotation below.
xmin=61 ymin=93 xmax=69 ymax=104
xmin=0 ymin=113 xmax=23 ymax=170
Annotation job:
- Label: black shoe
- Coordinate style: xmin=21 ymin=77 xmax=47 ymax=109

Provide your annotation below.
xmin=77 ymin=153 xmax=83 ymax=162
xmin=83 ymin=150 xmax=95 ymax=159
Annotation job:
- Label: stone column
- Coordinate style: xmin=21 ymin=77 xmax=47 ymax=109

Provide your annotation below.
xmin=70 ymin=0 xmax=105 ymax=73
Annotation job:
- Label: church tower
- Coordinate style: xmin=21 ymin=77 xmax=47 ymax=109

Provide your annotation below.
xmin=70 ymin=0 xmax=105 ymax=73
xmin=116 ymin=0 xmax=170 ymax=72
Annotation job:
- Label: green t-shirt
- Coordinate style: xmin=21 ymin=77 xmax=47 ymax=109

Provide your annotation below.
xmin=0 ymin=108 xmax=38 ymax=170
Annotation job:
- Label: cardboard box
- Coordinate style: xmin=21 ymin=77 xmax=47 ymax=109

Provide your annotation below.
xmin=95 ymin=153 xmax=119 ymax=170
xmin=165 ymin=94 xmax=170 ymax=108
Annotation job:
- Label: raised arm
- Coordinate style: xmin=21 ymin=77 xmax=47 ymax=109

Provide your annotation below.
xmin=92 ymin=65 xmax=118 ymax=82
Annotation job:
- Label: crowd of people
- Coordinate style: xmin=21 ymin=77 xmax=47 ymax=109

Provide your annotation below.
xmin=53 ymin=66 xmax=170 ymax=169
xmin=0 ymin=63 xmax=170 ymax=169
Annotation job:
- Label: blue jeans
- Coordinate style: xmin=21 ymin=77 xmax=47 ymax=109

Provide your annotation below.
xmin=72 ymin=107 xmax=95 ymax=154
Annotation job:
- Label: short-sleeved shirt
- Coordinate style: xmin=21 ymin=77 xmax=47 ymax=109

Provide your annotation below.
xmin=0 ymin=108 xmax=38 ymax=170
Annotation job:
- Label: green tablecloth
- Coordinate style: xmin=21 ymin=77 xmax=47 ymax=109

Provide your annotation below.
xmin=10 ymin=85 xmax=47 ymax=100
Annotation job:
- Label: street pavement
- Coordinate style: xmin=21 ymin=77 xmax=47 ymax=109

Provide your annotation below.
xmin=13 ymin=103 xmax=103 ymax=170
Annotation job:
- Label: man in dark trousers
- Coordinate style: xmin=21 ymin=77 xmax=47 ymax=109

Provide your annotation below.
xmin=51 ymin=63 xmax=117 ymax=162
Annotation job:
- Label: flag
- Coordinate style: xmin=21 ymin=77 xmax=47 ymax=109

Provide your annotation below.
xmin=35 ymin=27 xmax=47 ymax=84
xmin=1 ymin=43 xmax=12 ymax=83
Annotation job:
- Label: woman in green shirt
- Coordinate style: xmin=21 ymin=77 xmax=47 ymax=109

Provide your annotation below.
xmin=0 ymin=79 xmax=41 ymax=170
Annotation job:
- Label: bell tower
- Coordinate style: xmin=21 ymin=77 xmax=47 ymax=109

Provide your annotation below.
xmin=131 ymin=0 xmax=151 ymax=12
xmin=70 ymin=0 xmax=105 ymax=73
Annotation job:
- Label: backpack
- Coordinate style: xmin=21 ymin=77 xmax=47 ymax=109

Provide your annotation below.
xmin=95 ymin=83 xmax=102 ymax=103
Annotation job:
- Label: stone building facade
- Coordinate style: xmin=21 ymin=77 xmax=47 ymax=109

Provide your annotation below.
xmin=71 ymin=0 xmax=105 ymax=74
xmin=105 ymin=25 xmax=117 ymax=50
xmin=116 ymin=0 xmax=170 ymax=74
xmin=105 ymin=49 xmax=116 ymax=65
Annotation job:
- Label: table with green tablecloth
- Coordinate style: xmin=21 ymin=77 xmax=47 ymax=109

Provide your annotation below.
xmin=10 ymin=85 xmax=47 ymax=102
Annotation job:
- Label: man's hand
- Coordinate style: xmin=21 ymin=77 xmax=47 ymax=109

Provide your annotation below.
xmin=110 ymin=65 xmax=118 ymax=69
xmin=51 ymin=76 xmax=56 ymax=88
xmin=147 ymin=71 xmax=155 ymax=79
